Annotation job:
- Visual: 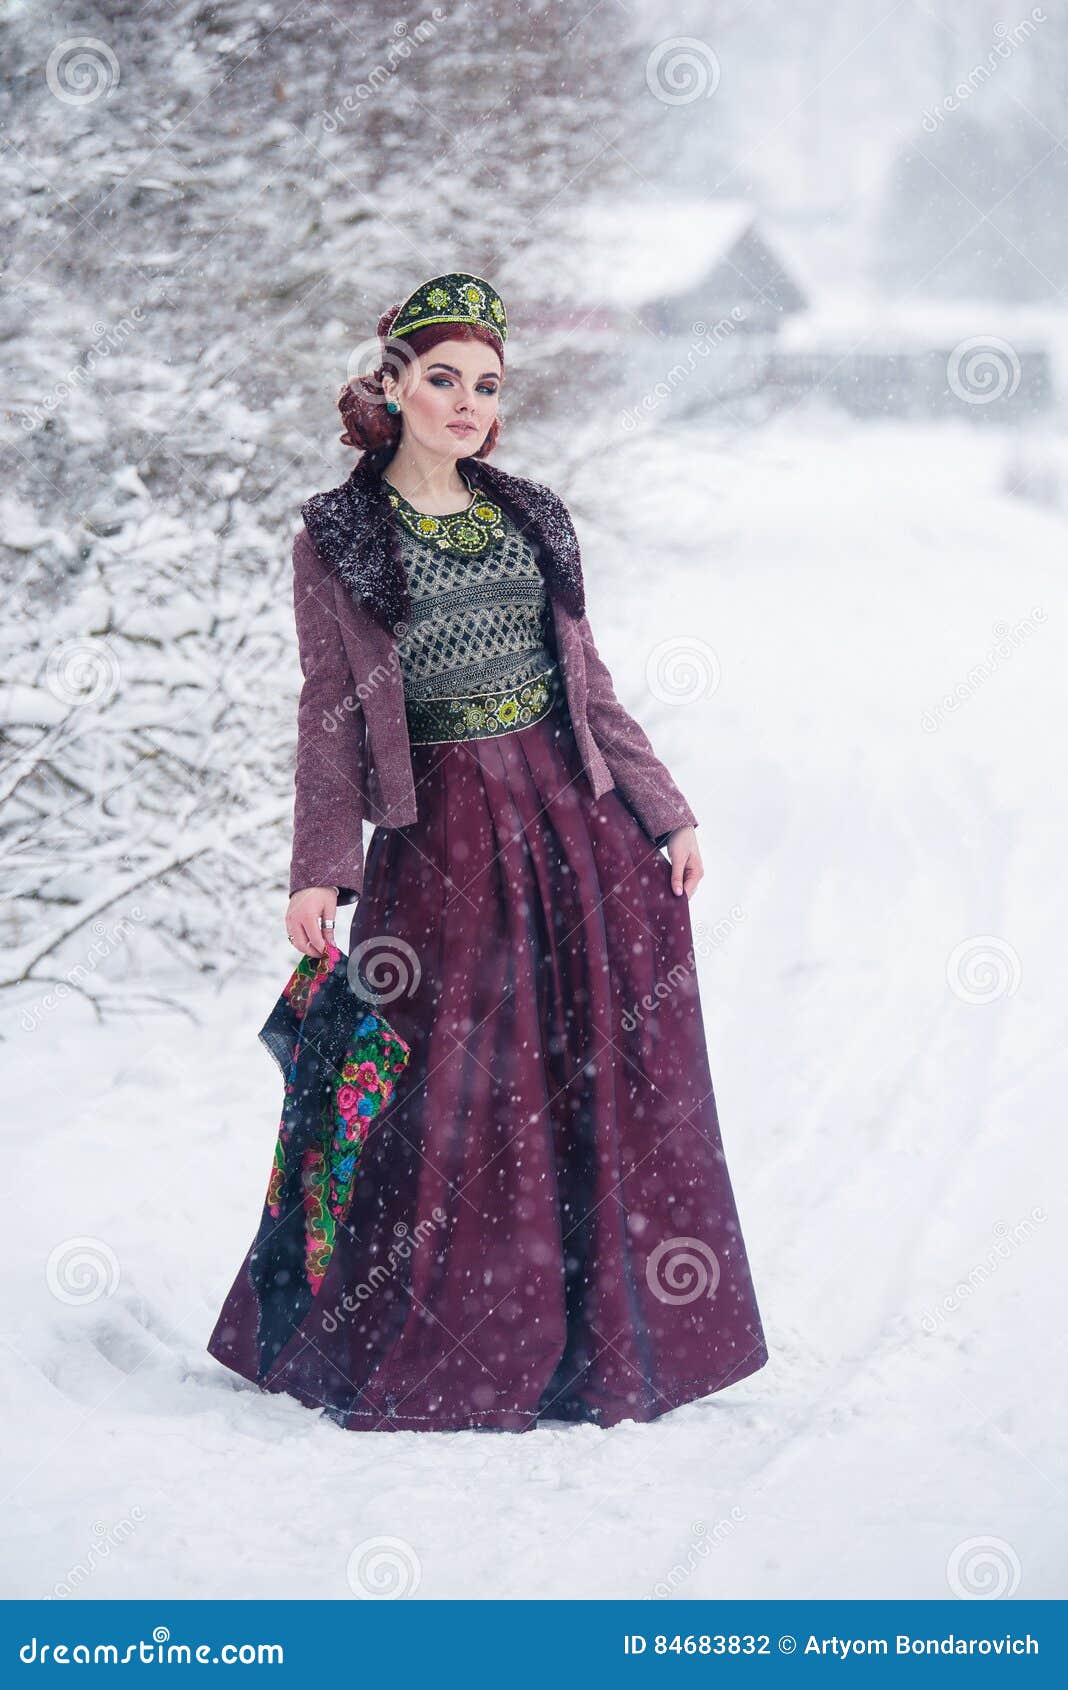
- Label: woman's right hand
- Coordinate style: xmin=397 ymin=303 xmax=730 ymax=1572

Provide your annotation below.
xmin=285 ymin=886 xmax=339 ymax=957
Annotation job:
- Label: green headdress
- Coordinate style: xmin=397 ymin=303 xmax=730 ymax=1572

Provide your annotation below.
xmin=390 ymin=271 xmax=508 ymax=353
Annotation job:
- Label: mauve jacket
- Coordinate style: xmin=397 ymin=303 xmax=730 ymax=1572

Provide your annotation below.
xmin=288 ymin=445 xmax=698 ymax=903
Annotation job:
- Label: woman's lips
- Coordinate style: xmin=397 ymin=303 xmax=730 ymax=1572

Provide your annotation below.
xmin=447 ymin=422 xmax=476 ymax=434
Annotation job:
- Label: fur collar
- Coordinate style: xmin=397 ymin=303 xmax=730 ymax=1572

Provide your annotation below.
xmin=300 ymin=445 xmax=586 ymax=633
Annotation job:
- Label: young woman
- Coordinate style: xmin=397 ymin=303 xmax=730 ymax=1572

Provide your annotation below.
xmin=207 ymin=272 xmax=768 ymax=1431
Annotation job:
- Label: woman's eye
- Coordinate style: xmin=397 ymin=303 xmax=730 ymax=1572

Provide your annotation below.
xmin=428 ymin=376 xmax=498 ymax=395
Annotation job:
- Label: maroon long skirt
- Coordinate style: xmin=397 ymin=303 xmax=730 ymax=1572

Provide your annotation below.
xmin=208 ymin=687 xmax=768 ymax=1431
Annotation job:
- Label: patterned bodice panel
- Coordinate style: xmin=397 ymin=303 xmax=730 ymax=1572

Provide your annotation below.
xmin=387 ymin=483 xmax=557 ymax=702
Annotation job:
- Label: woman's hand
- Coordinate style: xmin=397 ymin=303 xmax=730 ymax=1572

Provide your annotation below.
xmin=664 ymin=826 xmax=702 ymax=900
xmin=285 ymin=885 xmax=339 ymax=957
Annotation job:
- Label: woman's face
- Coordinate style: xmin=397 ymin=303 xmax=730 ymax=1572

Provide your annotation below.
xmin=385 ymin=336 xmax=502 ymax=458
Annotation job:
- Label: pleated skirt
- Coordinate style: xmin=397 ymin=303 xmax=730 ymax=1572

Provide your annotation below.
xmin=208 ymin=686 xmax=768 ymax=1430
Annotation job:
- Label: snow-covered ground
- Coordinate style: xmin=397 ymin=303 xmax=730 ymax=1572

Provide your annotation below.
xmin=2 ymin=418 xmax=1064 ymax=1601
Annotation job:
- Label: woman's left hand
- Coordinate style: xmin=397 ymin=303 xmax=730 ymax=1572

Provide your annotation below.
xmin=664 ymin=825 xmax=702 ymax=899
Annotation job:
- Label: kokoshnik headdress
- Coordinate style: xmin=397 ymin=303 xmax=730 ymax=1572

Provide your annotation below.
xmin=389 ymin=271 xmax=508 ymax=353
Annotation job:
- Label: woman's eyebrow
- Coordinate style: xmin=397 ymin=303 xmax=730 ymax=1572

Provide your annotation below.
xmin=427 ymin=362 xmax=500 ymax=380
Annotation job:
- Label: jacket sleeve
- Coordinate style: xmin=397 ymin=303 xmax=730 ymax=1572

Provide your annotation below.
xmin=576 ymin=610 xmax=698 ymax=848
xmin=288 ymin=526 xmax=367 ymax=904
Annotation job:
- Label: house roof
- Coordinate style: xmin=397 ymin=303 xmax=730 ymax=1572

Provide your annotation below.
xmin=515 ymin=197 xmax=760 ymax=310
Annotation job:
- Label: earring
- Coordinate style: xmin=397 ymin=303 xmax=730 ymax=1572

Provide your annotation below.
xmin=386 ymin=399 xmax=400 ymax=414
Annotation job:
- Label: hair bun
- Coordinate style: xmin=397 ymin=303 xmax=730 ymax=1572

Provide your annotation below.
xmin=337 ymin=376 xmax=382 ymax=452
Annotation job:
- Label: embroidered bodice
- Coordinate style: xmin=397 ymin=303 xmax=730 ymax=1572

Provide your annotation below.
xmin=384 ymin=473 xmax=557 ymax=701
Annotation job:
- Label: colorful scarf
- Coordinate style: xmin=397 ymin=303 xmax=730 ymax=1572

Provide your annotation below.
xmin=247 ymin=942 xmax=412 ymax=1382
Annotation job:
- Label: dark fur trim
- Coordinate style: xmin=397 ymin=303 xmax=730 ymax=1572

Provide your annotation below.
xmin=300 ymin=445 xmax=586 ymax=634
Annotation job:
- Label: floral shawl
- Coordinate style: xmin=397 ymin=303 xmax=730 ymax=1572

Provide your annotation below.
xmin=247 ymin=942 xmax=411 ymax=1383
